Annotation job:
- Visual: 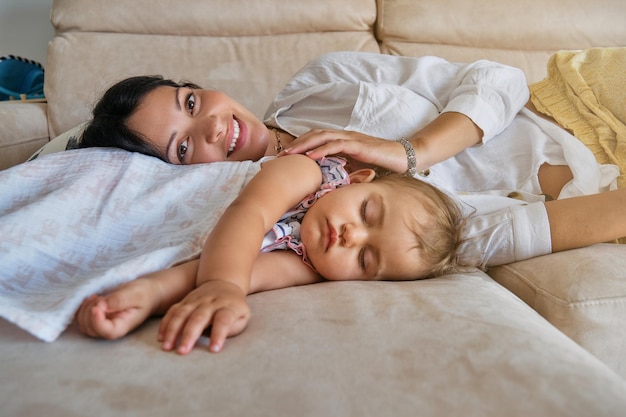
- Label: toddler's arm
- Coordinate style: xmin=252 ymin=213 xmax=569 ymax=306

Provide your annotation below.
xmin=75 ymin=260 xmax=198 ymax=339
xmin=76 ymin=247 xmax=320 ymax=342
xmin=250 ymin=250 xmax=323 ymax=293
xmin=160 ymin=154 xmax=323 ymax=354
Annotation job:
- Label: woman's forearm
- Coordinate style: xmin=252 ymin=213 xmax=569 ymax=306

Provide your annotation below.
xmin=409 ymin=112 xmax=483 ymax=172
xmin=545 ymin=188 xmax=626 ymax=252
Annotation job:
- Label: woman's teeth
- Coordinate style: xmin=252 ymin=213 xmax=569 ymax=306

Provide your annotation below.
xmin=227 ymin=119 xmax=240 ymax=156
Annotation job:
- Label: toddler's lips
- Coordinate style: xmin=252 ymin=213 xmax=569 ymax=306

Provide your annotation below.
xmin=325 ymin=221 xmax=337 ymax=252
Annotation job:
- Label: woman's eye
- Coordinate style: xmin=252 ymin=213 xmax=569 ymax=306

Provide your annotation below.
xmin=177 ymin=139 xmax=189 ymax=163
xmin=185 ymin=93 xmax=196 ymax=114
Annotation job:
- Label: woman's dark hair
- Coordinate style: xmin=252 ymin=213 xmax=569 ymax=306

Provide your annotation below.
xmin=79 ymin=75 xmax=201 ymax=160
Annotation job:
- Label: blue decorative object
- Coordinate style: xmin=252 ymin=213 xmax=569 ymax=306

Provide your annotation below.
xmin=0 ymin=55 xmax=45 ymax=101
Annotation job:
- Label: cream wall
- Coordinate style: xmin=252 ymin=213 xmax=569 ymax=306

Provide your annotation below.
xmin=0 ymin=0 xmax=54 ymax=66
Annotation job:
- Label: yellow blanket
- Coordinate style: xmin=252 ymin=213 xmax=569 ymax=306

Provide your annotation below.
xmin=530 ymin=47 xmax=626 ymax=189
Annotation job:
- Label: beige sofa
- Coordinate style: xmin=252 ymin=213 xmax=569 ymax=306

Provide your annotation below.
xmin=2 ymin=1 xmax=626 ymax=416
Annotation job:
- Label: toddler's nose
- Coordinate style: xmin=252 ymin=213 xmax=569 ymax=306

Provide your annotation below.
xmin=341 ymin=223 xmax=367 ymax=247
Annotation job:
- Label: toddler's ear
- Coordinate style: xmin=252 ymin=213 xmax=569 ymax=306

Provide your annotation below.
xmin=349 ymin=168 xmax=376 ymax=184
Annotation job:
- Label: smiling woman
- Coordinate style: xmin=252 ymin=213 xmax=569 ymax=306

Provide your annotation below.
xmin=79 ymin=76 xmax=289 ymax=164
xmin=125 ymin=82 xmax=276 ymax=164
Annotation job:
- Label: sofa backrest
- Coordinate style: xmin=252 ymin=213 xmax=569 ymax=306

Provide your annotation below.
xmin=376 ymin=0 xmax=626 ymax=83
xmin=46 ymin=0 xmax=378 ymax=137
xmin=45 ymin=0 xmax=626 ymax=138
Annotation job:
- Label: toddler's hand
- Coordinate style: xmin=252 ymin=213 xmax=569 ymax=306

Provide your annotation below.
xmin=75 ymin=279 xmax=157 ymax=339
xmin=158 ymin=280 xmax=250 ymax=354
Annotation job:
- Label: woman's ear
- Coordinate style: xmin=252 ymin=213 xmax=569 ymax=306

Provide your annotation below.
xmin=349 ymin=168 xmax=376 ymax=184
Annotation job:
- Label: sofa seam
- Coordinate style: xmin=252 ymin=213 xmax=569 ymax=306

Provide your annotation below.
xmin=495 ymin=264 xmax=626 ymax=309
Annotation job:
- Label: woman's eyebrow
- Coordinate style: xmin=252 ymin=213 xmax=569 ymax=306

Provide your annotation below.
xmin=165 ymin=131 xmax=178 ymax=164
xmin=174 ymin=87 xmax=181 ymax=111
xmin=164 ymin=88 xmax=182 ymax=163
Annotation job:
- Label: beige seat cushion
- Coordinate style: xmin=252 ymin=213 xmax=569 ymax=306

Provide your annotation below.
xmin=0 ymin=102 xmax=49 ymax=170
xmin=2 ymin=271 xmax=626 ymax=416
xmin=488 ymin=243 xmax=626 ymax=378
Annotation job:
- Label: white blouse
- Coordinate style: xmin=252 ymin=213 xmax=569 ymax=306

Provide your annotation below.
xmin=264 ymin=52 xmax=619 ymax=268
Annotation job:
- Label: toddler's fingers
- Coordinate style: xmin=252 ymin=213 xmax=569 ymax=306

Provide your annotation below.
xmin=75 ymin=295 xmax=100 ymax=335
xmin=158 ymin=308 xmax=181 ymax=351
xmin=207 ymin=308 xmax=237 ymax=353
xmin=209 ymin=308 xmax=250 ymax=353
xmin=102 ymin=289 xmax=132 ymax=313
xmin=176 ymin=309 xmax=214 ymax=355
xmin=88 ymin=303 xmax=115 ymax=338
xmin=159 ymin=304 xmax=196 ymax=351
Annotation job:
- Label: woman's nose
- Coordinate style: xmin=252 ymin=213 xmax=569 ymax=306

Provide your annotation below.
xmin=196 ymin=116 xmax=221 ymax=144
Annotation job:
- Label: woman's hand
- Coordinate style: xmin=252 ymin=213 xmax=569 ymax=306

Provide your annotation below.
xmin=281 ymin=129 xmax=408 ymax=174
xmin=158 ymin=280 xmax=250 ymax=355
xmin=280 ymin=113 xmax=483 ymax=174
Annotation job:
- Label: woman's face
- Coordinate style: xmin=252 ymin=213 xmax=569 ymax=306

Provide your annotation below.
xmin=127 ymin=86 xmax=272 ymax=164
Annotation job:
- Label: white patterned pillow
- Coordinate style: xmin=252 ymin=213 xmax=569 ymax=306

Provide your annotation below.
xmin=27 ymin=122 xmax=87 ymax=161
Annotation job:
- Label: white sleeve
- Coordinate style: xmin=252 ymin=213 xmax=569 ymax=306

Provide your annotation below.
xmin=458 ymin=201 xmax=552 ymax=268
xmin=270 ymin=51 xmax=529 ymax=142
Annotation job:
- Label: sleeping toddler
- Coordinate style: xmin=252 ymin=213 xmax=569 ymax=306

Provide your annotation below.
xmin=76 ymin=154 xmax=465 ymax=353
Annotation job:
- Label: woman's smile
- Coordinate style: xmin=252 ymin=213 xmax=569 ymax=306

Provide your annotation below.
xmin=127 ymin=86 xmax=273 ymax=164
xmin=227 ymin=117 xmax=243 ymax=157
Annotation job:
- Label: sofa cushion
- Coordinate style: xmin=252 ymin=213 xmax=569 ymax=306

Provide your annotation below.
xmin=487 ymin=243 xmax=626 ymax=379
xmin=2 ymin=272 xmax=626 ymax=416
xmin=376 ymin=0 xmax=626 ymax=82
xmin=0 ymin=102 xmax=49 ymax=170
xmin=45 ymin=0 xmax=379 ymax=137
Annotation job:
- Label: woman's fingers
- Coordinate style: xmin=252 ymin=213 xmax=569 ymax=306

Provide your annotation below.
xmin=302 ymin=140 xmax=354 ymax=160
xmin=282 ymin=129 xmax=403 ymax=171
xmin=284 ymin=129 xmax=360 ymax=156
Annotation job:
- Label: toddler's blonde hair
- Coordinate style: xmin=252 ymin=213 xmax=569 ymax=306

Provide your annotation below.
xmin=373 ymin=173 xmax=466 ymax=279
